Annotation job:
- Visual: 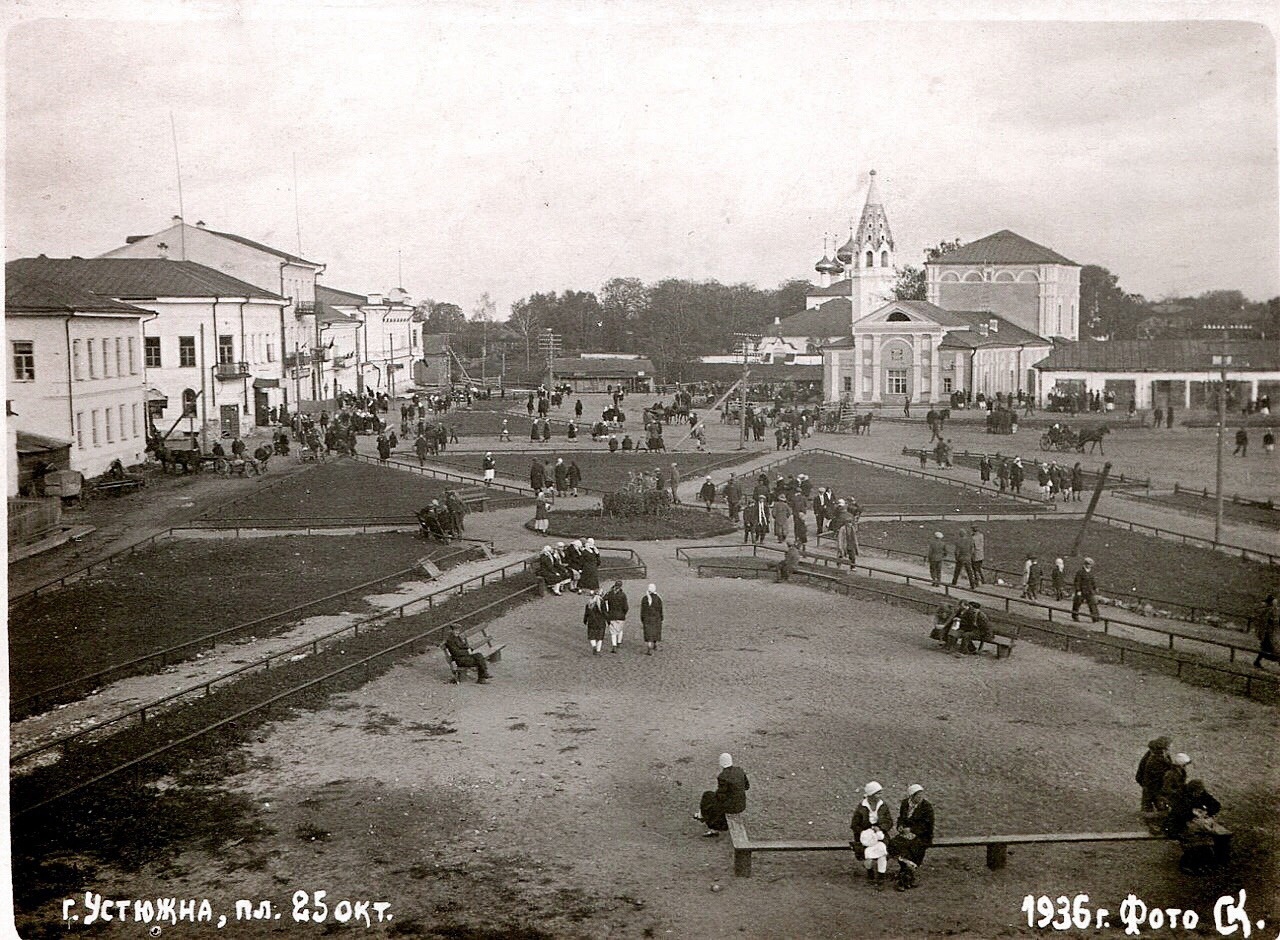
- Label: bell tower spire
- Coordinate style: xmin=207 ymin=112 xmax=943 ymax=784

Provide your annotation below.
xmin=848 ymin=169 xmax=897 ymax=321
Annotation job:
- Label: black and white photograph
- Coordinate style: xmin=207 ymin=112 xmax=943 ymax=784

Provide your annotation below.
xmin=4 ymin=1 xmax=1279 ymax=937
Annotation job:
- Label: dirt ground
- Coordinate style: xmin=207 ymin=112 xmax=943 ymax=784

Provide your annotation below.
xmin=23 ymin=559 xmax=1277 ymax=939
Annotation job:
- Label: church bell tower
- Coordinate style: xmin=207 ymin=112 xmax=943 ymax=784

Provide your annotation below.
xmin=841 ymin=170 xmax=897 ymax=323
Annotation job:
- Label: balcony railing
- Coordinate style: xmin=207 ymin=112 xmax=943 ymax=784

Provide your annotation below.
xmin=285 ymin=350 xmax=327 ymax=369
xmin=214 ymin=361 xmax=250 ymax=380
xmin=293 ymin=301 xmax=316 ymax=316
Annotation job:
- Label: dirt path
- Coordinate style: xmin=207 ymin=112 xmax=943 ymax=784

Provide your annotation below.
xmin=33 ymin=548 xmax=1275 ymax=939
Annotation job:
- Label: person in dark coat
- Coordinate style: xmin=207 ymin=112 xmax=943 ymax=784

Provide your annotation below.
xmin=957 ymin=601 xmax=994 ymax=655
xmin=1163 ymin=780 xmax=1227 ymax=873
xmin=851 ymin=781 xmax=894 ymax=888
xmin=530 ymin=459 xmax=546 ymax=492
xmin=567 ymin=460 xmax=582 ymax=497
xmin=696 ymin=753 xmax=749 ymax=836
xmin=554 ymin=458 xmax=568 ymax=496
xmin=950 ymin=528 xmax=977 ymax=589
xmin=777 ymin=541 xmax=800 ymax=581
xmin=1136 ymin=737 xmax=1173 ymax=812
xmin=583 ymin=591 xmax=608 ymax=655
xmin=1072 ymin=557 xmax=1100 ymax=622
xmin=1254 ymin=593 xmax=1279 ymax=670
xmin=578 ymin=538 xmax=601 ymax=592
xmin=889 ymin=784 xmax=934 ymax=890
xmin=562 ymin=540 xmax=584 ymax=591
xmin=376 ymin=434 xmax=391 ymax=463
xmin=603 ymin=580 xmax=629 ymax=652
xmin=1160 ymin=752 xmax=1192 ymax=810
xmin=444 ymin=624 xmax=490 ymax=683
xmin=537 ymin=546 xmax=571 ymax=595
xmin=745 ymin=496 xmax=769 ymax=545
xmin=698 ymin=477 xmax=717 ymax=512
xmin=640 ymin=583 xmax=664 ymax=654
xmin=926 ymin=532 xmax=947 ymax=587
xmin=722 ymin=474 xmax=743 ymax=523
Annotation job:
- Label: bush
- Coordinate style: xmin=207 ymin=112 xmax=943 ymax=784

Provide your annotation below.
xmin=600 ymin=478 xmax=673 ymax=518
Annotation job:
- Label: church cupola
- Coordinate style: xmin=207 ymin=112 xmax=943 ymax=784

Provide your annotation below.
xmin=835 ymin=234 xmax=855 ymax=265
xmin=814 ymin=236 xmax=844 ymax=287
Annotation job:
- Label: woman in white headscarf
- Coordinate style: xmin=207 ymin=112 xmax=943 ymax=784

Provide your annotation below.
xmin=694 ymin=752 xmax=749 ymax=837
xmin=578 ymin=538 xmax=601 ymax=592
xmin=640 ymin=583 xmax=664 ymax=655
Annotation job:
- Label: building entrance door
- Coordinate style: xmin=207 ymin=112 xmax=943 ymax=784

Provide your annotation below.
xmin=220 ymin=404 xmax=241 ymax=439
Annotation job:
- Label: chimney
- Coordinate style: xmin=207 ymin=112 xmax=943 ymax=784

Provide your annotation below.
xmin=367 ymin=292 xmax=384 ymax=305
xmin=171 ymin=215 xmax=183 ymax=224
xmin=988 ymin=316 xmax=999 ymax=333
xmin=156 ymin=242 xmax=169 ymax=259
xmin=774 ymin=317 xmax=781 ymax=326
xmin=195 ymin=220 xmax=206 ymax=229
xmin=976 ymin=321 xmax=988 ymax=337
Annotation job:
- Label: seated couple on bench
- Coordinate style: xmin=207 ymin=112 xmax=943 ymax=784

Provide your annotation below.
xmin=931 ymin=600 xmax=994 ymax=656
xmin=852 ymin=781 xmax=934 ymax=891
xmin=443 ymin=624 xmax=492 ymax=684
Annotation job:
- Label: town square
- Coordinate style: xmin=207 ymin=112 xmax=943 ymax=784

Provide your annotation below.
xmin=4 ymin=4 xmax=1278 ymax=939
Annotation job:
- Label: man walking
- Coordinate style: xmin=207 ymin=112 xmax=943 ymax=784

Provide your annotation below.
xmin=926 ymin=532 xmax=947 ymax=588
xmin=970 ymin=525 xmax=986 ymax=585
xmin=1072 ymin=557 xmax=1100 ymax=622
xmin=604 ymin=580 xmax=629 ymax=653
xmin=722 ymin=473 xmax=743 ymax=523
xmin=950 ymin=527 xmax=977 ymax=590
xmin=771 ymin=493 xmax=793 ymax=544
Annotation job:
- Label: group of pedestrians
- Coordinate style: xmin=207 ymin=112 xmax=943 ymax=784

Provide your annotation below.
xmin=583 ymin=581 xmax=665 ymax=655
xmin=1134 ymin=739 xmax=1228 ymax=874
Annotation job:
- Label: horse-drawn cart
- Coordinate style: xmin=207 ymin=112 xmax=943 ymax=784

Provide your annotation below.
xmin=1039 ymin=423 xmax=1110 ymax=455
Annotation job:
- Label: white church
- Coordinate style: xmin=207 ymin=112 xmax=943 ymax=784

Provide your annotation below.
xmin=770 ymin=170 xmax=1080 ymax=406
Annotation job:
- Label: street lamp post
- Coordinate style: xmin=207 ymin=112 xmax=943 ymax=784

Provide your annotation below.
xmin=731 ymin=332 xmax=759 ymax=451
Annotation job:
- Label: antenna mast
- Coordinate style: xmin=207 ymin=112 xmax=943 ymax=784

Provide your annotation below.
xmin=293 ymin=153 xmax=303 ymax=256
xmin=170 ymin=111 xmax=186 ymax=260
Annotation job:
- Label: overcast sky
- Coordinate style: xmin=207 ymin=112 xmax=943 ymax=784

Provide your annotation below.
xmin=5 ymin=3 xmax=1279 ymax=317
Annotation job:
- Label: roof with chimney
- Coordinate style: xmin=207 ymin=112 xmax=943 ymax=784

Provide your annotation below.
xmin=940 ymin=312 xmax=1051 ymax=349
xmin=5 ymin=265 xmax=155 ymax=316
xmin=6 ymin=257 xmax=285 ymax=302
xmin=1035 ymin=339 xmax=1280 ymax=372
xmin=774 ymin=299 xmax=852 ymax=337
xmin=929 ymin=230 xmax=1078 ymax=267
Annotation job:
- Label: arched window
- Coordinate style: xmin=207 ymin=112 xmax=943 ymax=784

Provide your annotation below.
xmin=886 ymin=311 xmax=911 ymax=322
xmin=994 ymin=270 xmax=1016 ymax=282
xmin=1017 ymin=271 xmax=1039 ymax=283
xmin=181 ymin=388 xmax=198 ymax=417
xmin=963 ymin=271 xmax=983 ymax=283
xmin=866 ymin=251 xmax=874 ymax=268
xmin=939 ymin=272 xmax=960 ymax=283
xmin=881 ymin=251 xmax=889 ymax=267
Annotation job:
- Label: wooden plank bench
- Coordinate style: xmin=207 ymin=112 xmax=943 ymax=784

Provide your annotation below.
xmin=930 ymin=622 xmax=1020 ymax=659
xmin=442 ymin=625 xmax=506 ymax=684
xmin=727 ymin=817 xmax=1167 ymax=877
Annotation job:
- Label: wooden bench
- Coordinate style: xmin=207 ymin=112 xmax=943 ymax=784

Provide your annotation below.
xmin=93 ymin=478 xmax=144 ymax=496
xmin=726 ymin=817 xmax=1165 ymax=877
xmin=930 ymin=623 xmax=1020 ymax=659
xmin=442 ymin=625 xmax=506 ymax=684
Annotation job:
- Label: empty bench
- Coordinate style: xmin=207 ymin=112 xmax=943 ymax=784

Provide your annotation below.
xmin=726 ymin=817 xmax=1166 ymax=877
xmin=93 ymin=478 xmax=144 ymax=496
xmin=442 ymin=625 xmax=506 ymax=683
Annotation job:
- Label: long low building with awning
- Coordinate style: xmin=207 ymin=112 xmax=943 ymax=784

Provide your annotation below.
xmin=552 ymin=355 xmax=655 ymax=392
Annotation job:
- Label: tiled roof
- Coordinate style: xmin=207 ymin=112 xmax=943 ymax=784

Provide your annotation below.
xmin=1035 ymin=339 xmax=1280 ymax=372
xmin=807 ymin=278 xmax=853 ymax=297
xmin=929 ymin=230 xmax=1078 ymax=267
xmin=553 ymin=356 xmax=655 ymax=376
xmin=6 ymin=257 xmax=284 ymax=301
xmin=5 ymin=267 xmax=154 ymax=316
xmin=202 ymin=228 xmax=322 ymax=267
xmin=775 ymin=299 xmax=852 ymax=337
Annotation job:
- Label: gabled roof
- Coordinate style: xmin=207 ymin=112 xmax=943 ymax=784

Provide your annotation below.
xmin=856 ymin=299 xmax=975 ymax=328
xmin=929 ymin=230 xmax=1078 ymax=267
xmin=820 ymin=335 xmax=857 ymax=349
xmin=201 ymin=228 xmax=322 ymax=267
xmin=1035 ymin=339 xmax=1280 ymax=372
xmin=775 ymin=299 xmax=852 ymax=337
xmin=807 ymin=278 xmax=853 ymax=298
xmin=5 ymin=267 xmax=154 ymax=316
xmin=6 ymin=257 xmax=285 ymax=302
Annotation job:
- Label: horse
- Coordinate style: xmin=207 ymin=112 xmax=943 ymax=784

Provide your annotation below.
xmin=1076 ymin=425 xmax=1110 ymax=455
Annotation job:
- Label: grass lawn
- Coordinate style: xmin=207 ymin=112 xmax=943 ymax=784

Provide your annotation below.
xmin=858 ymin=518 xmax=1277 ymax=613
xmin=530 ymin=507 xmax=737 ymax=540
xmin=426 ymin=450 xmax=757 ymax=493
xmin=202 ymin=459 xmax=467 ymax=521
xmin=764 ymin=453 xmax=1044 ymax=514
xmin=9 ymin=534 xmax=463 ymax=705
xmin=1124 ymin=490 xmax=1279 ymax=528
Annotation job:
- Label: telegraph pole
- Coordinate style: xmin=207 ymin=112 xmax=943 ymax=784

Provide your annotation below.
xmin=731 ymin=332 xmax=759 ymax=451
xmin=1211 ymin=352 xmax=1233 ymax=546
xmin=538 ymin=329 xmax=561 ymax=388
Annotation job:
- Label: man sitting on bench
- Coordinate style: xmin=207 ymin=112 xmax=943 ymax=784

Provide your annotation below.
xmin=416 ymin=501 xmax=452 ymax=543
xmin=956 ymin=601 xmax=994 ymax=655
xmin=443 ymin=624 xmax=490 ymax=684
xmin=931 ymin=602 xmax=963 ymax=648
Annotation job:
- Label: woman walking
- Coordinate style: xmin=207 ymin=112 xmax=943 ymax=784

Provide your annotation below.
xmin=584 ymin=591 xmax=608 ymax=656
xmin=640 ymin=583 xmax=664 ymax=655
xmin=578 ymin=538 xmax=602 ymax=593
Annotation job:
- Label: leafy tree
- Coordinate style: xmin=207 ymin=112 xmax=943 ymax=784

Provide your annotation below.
xmin=600 ymin=277 xmax=650 ymax=351
xmin=426 ymin=302 xmax=465 ymax=332
xmin=1080 ymin=265 xmax=1146 ymax=339
xmin=893 ymin=265 xmax=926 ymax=301
xmin=507 ymin=295 xmax=549 ymax=369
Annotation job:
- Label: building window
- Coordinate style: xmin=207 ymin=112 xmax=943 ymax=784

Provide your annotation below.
xmin=75 ymin=412 xmax=84 ymax=449
xmin=267 ymin=341 xmax=276 ymax=363
xmin=865 ymin=251 xmax=874 ymax=268
xmin=182 ymin=388 xmax=198 ymax=416
xmin=179 ymin=336 xmax=196 ymax=368
xmin=842 ymin=376 xmax=852 ymax=393
xmin=886 ymin=369 xmax=908 ymax=395
xmin=115 ymin=337 xmax=124 ymax=376
xmin=91 ymin=409 xmax=100 ymax=445
xmin=881 ymin=250 xmax=889 ymax=268
xmin=88 ymin=339 xmax=97 ymax=378
xmin=943 ymin=377 xmax=953 ymax=393
xmin=128 ymin=336 xmax=137 ymax=374
xmin=102 ymin=338 xmax=112 ymax=377
xmin=145 ymin=337 xmax=162 ymax=368
xmin=218 ymin=335 xmax=235 ymax=365
xmin=132 ymin=403 xmax=140 ymax=438
xmin=105 ymin=407 xmax=114 ymax=443
xmin=11 ymin=341 xmax=35 ymax=381
xmin=119 ymin=405 xmax=127 ymax=440
xmin=73 ymin=339 xmax=84 ymax=380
